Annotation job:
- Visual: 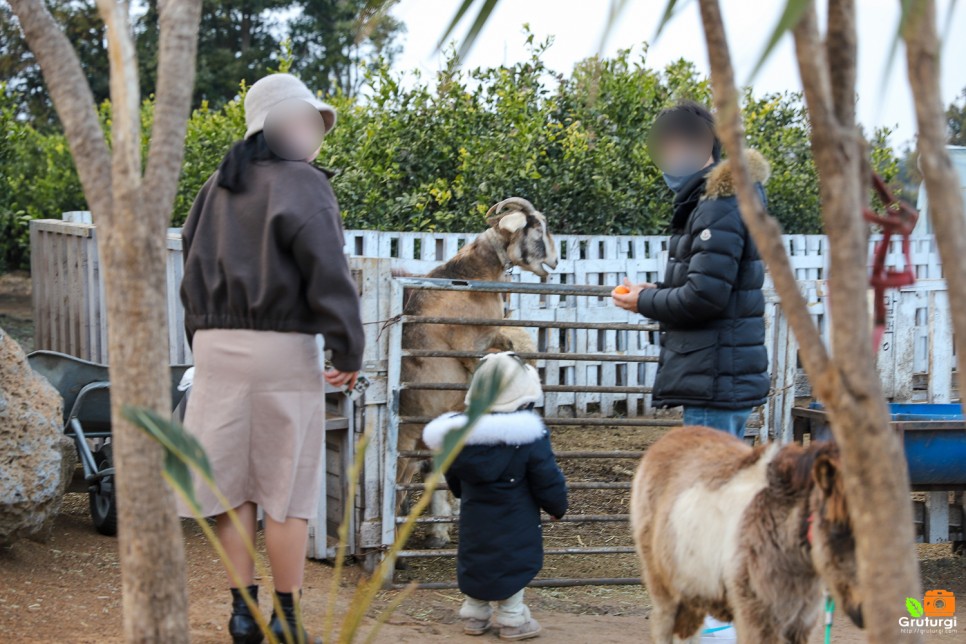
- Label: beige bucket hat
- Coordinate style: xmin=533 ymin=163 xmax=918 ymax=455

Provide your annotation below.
xmin=244 ymin=73 xmax=336 ymax=140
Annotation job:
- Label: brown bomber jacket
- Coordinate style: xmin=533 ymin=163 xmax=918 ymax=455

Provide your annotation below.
xmin=180 ymin=160 xmax=364 ymax=372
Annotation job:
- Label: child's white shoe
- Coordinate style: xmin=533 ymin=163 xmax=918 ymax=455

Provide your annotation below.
xmin=461 ymin=616 xmax=491 ymax=635
xmin=498 ymin=618 xmax=541 ymax=640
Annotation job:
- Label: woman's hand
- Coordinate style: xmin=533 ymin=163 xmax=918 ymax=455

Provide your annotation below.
xmin=611 ymin=277 xmax=654 ymax=312
xmin=325 ymin=369 xmax=359 ymax=391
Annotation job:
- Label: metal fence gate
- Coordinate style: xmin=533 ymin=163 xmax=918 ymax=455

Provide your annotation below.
xmin=378 ymin=275 xmax=685 ymax=589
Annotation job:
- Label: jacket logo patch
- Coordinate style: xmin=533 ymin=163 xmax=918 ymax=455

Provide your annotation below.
xmin=699 ymin=228 xmax=712 ymax=241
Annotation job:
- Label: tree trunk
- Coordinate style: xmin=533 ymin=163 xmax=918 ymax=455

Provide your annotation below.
xmin=100 ymin=221 xmax=190 ymax=643
xmin=696 ymin=1 xmax=922 ymax=641
xmin=10 ymin=0 xmax=201 ymax=640
xmin=791 ymin=7 xmax=922 ymax=637
xmin=903 ymin=0 xmax=966 ymax=413
xmin=95 ymin=1 xmax=188 ymax=640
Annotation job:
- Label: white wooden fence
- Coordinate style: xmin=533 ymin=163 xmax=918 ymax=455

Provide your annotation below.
xmin=29 ymin=218 xmax=955 ymax=428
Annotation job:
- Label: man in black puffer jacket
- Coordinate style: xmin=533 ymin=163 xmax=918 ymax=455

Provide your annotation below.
xmin=613 ymin=101 xmax=770 ymax=439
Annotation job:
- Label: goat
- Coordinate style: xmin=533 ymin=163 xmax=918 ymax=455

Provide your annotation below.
xmin=630 ymin=426 xmax=864 ymax=643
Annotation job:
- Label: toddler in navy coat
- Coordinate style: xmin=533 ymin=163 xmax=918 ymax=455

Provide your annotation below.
xmin=423 ymin=352 xmax=568 ymax=640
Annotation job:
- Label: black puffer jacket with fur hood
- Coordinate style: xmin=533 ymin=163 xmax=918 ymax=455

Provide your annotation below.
xmin=637 ymin=151 xmax=771 ymax=409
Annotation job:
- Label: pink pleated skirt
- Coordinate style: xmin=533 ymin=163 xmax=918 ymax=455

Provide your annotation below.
xmin=176 ymin=329 xmax=325 ymax=523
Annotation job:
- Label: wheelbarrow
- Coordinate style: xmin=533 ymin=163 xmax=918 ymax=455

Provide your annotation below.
xmin=27 ymin=350 xmax=191 ymax=536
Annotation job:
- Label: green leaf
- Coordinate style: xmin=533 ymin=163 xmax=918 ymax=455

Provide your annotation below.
xmin=654 ymin=0 xmax=689 ymax=42
xmin=906 ymin=597 xmax=924 ymax=618
xmin=456 ymin=0 xmax=500 ymax=62
xmin=122 ymin=406 xmax=214 ymax=513
xmin=940 ymin=0 xmax=959 ymax=46
xmin=436 ymin=0 xmax=478 ymax=52
xmin=597 ymin=0 xmax=633 ymax=52
xmin=748 ymin=0 xmax=810 ymax=83
xmin=881 ymin=0 xmax=919 ymax=104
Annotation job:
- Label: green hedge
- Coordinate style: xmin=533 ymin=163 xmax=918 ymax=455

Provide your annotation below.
xmin=1 ymin=87 xmax=87 ymax=271
xmin=0 ymin=38 xmax=899 ymax=271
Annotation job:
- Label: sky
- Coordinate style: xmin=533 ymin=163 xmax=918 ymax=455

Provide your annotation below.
xmin=388 ymin=0 xmax=966 ymax=148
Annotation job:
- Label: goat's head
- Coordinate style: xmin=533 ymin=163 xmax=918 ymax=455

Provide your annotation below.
xmin=806 ymin=443 xmax=863 ymax=629
xmin=485 ymin=198 xmax=558 ymax=277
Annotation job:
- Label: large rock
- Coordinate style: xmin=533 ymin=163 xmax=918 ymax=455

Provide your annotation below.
xmin=0 ymin=327 xmax=76 ymax=544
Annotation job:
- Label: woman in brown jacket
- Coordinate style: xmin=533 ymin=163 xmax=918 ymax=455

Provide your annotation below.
xmin=179 ymin=73 xmax=364 ymax=644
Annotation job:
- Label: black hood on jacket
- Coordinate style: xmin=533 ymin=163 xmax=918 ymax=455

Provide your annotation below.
xmin=670 ymin=164 xmax=716 ymax=231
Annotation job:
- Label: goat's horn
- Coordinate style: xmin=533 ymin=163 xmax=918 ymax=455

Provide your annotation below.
xmin=486 ymin=197 xmax=536 ymax=219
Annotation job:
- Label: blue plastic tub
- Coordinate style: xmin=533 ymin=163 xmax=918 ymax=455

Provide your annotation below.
xmin=803 ymin=403 xmax=966 ymax=487
xmin=891 ymin=404 xmax=966 ymax=486
xmin=890 ymin=403 xmax=964 ymax=422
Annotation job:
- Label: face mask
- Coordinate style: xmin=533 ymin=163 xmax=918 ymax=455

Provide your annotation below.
xmin=663 ymin=169 xmax=703 ymax=193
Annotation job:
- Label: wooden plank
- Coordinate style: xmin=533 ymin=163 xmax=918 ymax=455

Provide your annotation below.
xmin=83 ymin=232 xmax=98 ymax=358
xmin=928 ymin=291 xmax=953 ymax=404
xmin=924 ymin=491 xmax=950 ymax=543
xmin=892 ymin=291 xmax=918 ymax=401
xmin=95 ymin=227 xmax=109 ymax=364
xmin=38 ymin=228 xmax=51 ymax=351
xmin=382 ymin=277 xmax=405 ymax=550
xmin=76 ymin=233 xmax=92 ymax=360
xmin=71 ymin=233 xmax=85 ymax=357
xmin=308 ymin=410 xmax=329 ymax=560
xmin=165 ymin=245 xmax=180 ymax=364
xmin=53 ymin=230 xmax=71 ymax=353
xmin=49 ymin=227 xmax=62 ymax=353
xmin=877 ymin=289 xmax=899 ymax=399
xmin=29 ymin=225 xmax=46 ymax=351
xmin=771 ymin=302 xmax=788 ymax=442
xmin=780 ymin=322 xmax=799 ymax=443
xmin=65 ymin=234 xmax=78 ymax=356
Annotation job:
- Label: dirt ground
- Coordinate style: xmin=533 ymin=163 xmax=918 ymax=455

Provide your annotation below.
xmin=2 ymin=273 xmax=965 ymax=642
xmin=1 ymin=496 xmax=964 ymax=643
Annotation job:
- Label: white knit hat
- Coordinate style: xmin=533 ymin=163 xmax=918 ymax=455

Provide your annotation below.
xmin=465 ymin=352 xmax=544 ymax=413
xmin=244 ymin=73 xmax=337 ymax=140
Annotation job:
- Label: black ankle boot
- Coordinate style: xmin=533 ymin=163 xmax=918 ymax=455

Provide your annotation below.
xmin=229 ymin=585 xmax=264 ymax=644
xmin=269 ymin=591 xmax=321 ymax=644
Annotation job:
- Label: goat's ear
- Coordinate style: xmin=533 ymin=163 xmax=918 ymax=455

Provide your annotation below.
xmin=496 ymin=211 xmax=528 ymax=234
xmin=812 ymin=453 xmax=838 ymax=496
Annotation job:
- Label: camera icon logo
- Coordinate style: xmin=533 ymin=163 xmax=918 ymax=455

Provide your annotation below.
xmin=923 ymin=590 xmax=956 ymax=618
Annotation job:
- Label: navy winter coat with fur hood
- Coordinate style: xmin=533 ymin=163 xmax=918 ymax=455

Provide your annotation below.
xmin=637 ymin=150 xmax=771 ymax=409
xmin=423 ymin=411 xmax=568 ymax=601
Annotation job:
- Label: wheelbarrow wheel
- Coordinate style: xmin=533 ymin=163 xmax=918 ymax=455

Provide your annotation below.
xmin=89 ymin=445 xmax=118 ymax=536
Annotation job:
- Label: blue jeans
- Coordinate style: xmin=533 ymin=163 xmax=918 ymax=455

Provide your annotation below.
xmin=682 ymin=406 xmax=753 ymax=439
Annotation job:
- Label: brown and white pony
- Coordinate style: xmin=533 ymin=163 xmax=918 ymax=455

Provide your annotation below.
xmin=631 ymin=426 xmax=864 ymax=644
